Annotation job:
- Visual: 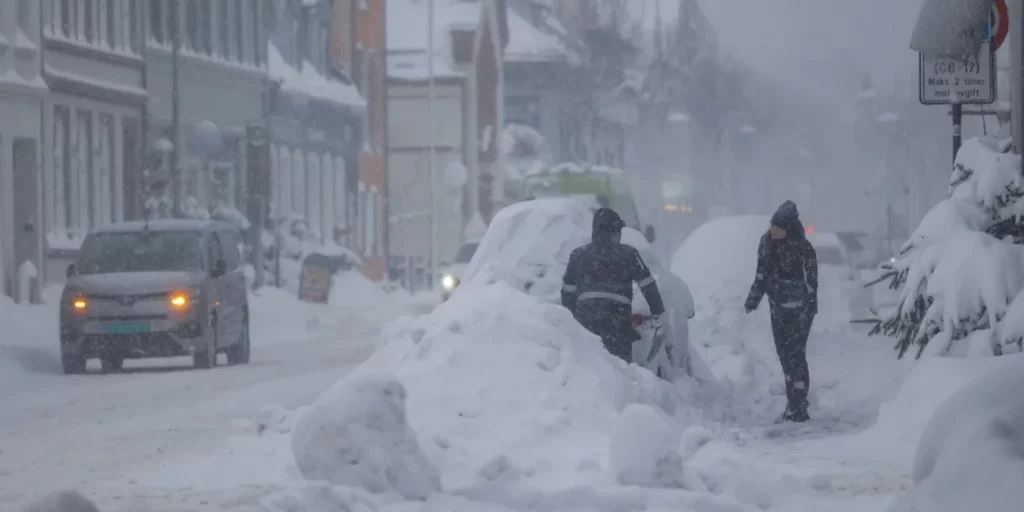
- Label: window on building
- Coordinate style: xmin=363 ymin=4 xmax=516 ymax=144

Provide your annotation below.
xmin=291 ymin=149 xmax=305 ymax=219
xmin=150 ymin=0 xmax=164 ymax=43
xmin=366 ymin=50 xmax=378 ymax=152
xmin=129 ymin=0 xmax=139 ymax=52
xmin=18 ymin=0 xmax=32 ymax=35
xmin=201 ymin=0 xmax=213 ymax=55
xmin=253 ymin=0 xmax=263 ymax=66
xmin=321 ymin=154 xmax=334 ymax=243
xmin=359 ymin=0 xmax=368 ymax=10
xmin=334 ymin=158 xmax=347 ymax=242
xmin=106 ymin=0 xmax=116 ymax=47
xmin=97 ymin=114 xmax=116 ymax=227
xmin=355 ymin=49 xmax=371 ymax=152
xmin=60 ymin=0 xmax=72 ymax=37
xmin=186 ymin=0 xmax=200 ymax=51
xmin=370 ymin=187 xmax=380 ymax=256
xmin=278 ymin=146 xmax=292 ymax=215
xmin=358 ymin=183 xmax=367 ymax=254
xmin=75 ymin=110 xmax=94 ymax=233
xmin=217 ymin=0 xmax=229 ymax=58
xmin=234 ymin=0 xmax=244 ymax=62
xmin=122 ymin=117 xmax=141 ymax=220
xmin=52 ymin=106 xmax=71 ymax=234
xmin=84 ymin=0 xmax=94 ymax=42
xmin=307 ymin=154 xmax=322 ymax=236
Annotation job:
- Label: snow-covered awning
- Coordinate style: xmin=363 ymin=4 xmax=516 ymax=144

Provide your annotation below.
xmin=504 ymin=10 xmax=580 ymax=65
xmin=268 ymin=44 xmax=365 ymax=109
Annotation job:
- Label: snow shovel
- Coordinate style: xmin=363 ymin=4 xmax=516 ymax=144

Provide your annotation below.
xmin=646 ymin=321 xmax=667 ymax=363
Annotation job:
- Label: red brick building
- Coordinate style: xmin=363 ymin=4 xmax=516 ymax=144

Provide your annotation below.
xmin=330 ymin=0 xmax=387 ymax=280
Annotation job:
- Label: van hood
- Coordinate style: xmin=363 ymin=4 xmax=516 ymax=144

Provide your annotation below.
xmin=67 ymin=271 xmax=206 ymax=295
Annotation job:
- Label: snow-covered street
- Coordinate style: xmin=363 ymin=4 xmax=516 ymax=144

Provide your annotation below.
xmin=0 ymin=283 xmax=435 ymax=510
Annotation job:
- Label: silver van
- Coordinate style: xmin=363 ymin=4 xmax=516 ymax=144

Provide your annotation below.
xmin=59 ymin=219 xmax=250 ymax=374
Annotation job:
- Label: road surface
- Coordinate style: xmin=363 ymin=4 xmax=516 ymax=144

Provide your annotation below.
xmin=0 ymin=324 xmax=385 ymax=510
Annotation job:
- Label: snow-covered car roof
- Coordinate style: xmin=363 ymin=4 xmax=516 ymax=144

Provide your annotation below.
xmin=671 ymin=215 xmax=770 ymax=286
xmin=463 ymin=198 xmax=694 ymax=317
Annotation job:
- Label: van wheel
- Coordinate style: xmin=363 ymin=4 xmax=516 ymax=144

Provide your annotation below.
xmin=226 ymin=316 xmax=250 ymax=365
xmin=194 ymin=317 xmax=218 ymax=370
xmin=62 ymin=354 xmax=86 ymax=375
xmin=100 ymin=357 xmax=124 ymax=373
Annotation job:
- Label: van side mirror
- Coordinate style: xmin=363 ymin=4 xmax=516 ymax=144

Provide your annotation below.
xmin=66 ymin=264 xmax=76 ymax=278
xmin=211 ymin=259 xmax=227 ymax=278
xmin=644 ymin=224 xmax=656 ymax=243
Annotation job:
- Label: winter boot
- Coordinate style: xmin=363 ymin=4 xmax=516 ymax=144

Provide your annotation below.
xmin=789 ymin=380 xmax=810 ymax=423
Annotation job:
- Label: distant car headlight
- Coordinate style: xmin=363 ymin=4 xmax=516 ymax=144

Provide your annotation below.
xmin=441 ymin=274 xmax=458 ymax=290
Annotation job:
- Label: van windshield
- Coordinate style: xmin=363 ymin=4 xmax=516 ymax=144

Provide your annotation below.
xmin=77 ymin=231 xmax=206 ymax=275
xmin=454 ymin=242 xmax=479 ymax=263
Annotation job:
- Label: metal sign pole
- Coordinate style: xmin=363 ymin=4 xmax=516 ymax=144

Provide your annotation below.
xmin=1013 ymin=0 xmax=1024 ymax=158
xmin=953 ymin=102 xmax=963 ymax=163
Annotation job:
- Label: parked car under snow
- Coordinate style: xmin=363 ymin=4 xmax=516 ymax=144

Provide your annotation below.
xmin=460 ymin=197 xmax=710 ymax=382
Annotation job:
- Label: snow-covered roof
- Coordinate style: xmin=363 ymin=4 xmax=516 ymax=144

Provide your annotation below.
xmin=504 ymin=10 xmax=578 ymax=64
xmin=268 ymin=44 xmax=365 ymax=108
xmin=386 ymin=0 xmax=480 ymax=80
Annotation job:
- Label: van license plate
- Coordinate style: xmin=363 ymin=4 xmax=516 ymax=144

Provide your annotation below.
xmin=106 ymin=322 xmax=149 ymax=334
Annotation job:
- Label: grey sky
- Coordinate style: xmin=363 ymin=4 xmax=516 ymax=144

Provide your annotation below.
xmin=696 ymin=0 xmax=924 ymax=105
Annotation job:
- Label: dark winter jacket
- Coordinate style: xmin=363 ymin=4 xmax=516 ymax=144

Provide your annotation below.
xmin=561 ymin=208 xmax=666 ymax=317
xmin=746 ymin=201 xmax=819 ymax=314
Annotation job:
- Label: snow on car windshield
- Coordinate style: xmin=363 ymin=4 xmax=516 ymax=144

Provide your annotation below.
xmin=76 ymin=231 xmax=206 ymax=274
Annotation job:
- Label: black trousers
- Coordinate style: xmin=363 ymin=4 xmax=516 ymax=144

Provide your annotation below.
xmin=769 ymin=306 xmax=813 ymax=412
xmin=574 ymin=301 xmax=638 ymax=363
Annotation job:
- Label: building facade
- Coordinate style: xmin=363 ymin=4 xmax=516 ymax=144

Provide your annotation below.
xmin=384 ymin=0 xmax=475 ymax=290
xmin=144 ymin=0 xmax=268 ymax=223
xmin=353 ymin=0 xmax=387 ymax=280
xmin=0 ymin=1 xmax=48 ymax=301
xmin=269 ymin=0 xmax=363 ymax=255
xmin=40 ymin=0 xmax=148 ymax=284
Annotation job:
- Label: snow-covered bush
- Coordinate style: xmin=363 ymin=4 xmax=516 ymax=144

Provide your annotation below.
xmin=872 ymin=137 xmax=1024 ymax=358
xmin=886 ymin=353 xmax=1024 ymax=512
xmin=290 ymin=372 xmax=441 ymax=500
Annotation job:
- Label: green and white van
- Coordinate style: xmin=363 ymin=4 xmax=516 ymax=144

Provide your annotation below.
xmin=519 ymin=163 xmax=655 ymax=241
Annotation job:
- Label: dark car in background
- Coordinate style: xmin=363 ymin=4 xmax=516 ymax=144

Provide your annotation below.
xmin=60 ymin=219 xmax=250 ymax=374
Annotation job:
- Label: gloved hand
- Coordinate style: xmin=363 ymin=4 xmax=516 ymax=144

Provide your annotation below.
xmin=744 ymin=301 xmax=757 ymax=314
xmin=808 ymin=300 xmax=818 ymax=317
xmin=650 ymin=314 xmax=666 ymax=331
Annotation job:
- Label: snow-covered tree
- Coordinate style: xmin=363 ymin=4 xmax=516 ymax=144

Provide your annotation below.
xmin=871 ymin=136 xmax=1024 ymax=358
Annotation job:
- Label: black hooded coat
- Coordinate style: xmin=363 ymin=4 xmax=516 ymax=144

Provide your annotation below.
xmin=745 ymin=201 xmax=818 ymax=420
xmin=562 ymin=208 xmax=665 ymax=363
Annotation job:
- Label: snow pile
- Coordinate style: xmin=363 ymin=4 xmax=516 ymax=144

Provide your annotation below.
xmin=350 ymin=280 xmax=682 ymax=490
xmin=886 ymin=353 xmax=1024 ymax=512
xmin=608 ymin=404 xmax=687 ymax=488
xmin=291 ymin=373 xmax=441 ymax=500
xmin=872 ymin=136 xmax=1024 ymax=358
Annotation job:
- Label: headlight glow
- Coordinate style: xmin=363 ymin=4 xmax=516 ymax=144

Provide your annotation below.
xmin=169 ymin=292 xmax=191 ymax=308
xmin=441 ymin=275 xmax=456 ymax=290
xmin=72 ymin=298 xmax=87 ymax=310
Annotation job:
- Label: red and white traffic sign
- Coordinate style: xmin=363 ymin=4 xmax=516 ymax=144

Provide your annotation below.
xmin=993 ymin=0 xmax=1009 ymax=51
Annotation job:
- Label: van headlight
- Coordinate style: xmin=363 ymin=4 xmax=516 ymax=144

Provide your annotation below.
xmin=441 ymin=275 xmax=458 ymax=290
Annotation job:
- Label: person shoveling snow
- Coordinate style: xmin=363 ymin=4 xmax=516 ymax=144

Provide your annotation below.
xmin=561 ymin=208 xmax=667 ymax=365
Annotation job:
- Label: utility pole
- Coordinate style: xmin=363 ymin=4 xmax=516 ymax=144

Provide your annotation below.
xmin=170 ymin=0 xmax=182 ymax=217
xmin=427 ymin=0 xmax=439 ymax=289
xmin=1012 ymin=0 xmax=1024 ymax=166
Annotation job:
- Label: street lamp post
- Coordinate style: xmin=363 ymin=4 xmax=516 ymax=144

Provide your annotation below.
xmin=170 ymin=0 xmax=182 ymax=217
xmin=427 ymin=0 xmax=439 ymax=291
